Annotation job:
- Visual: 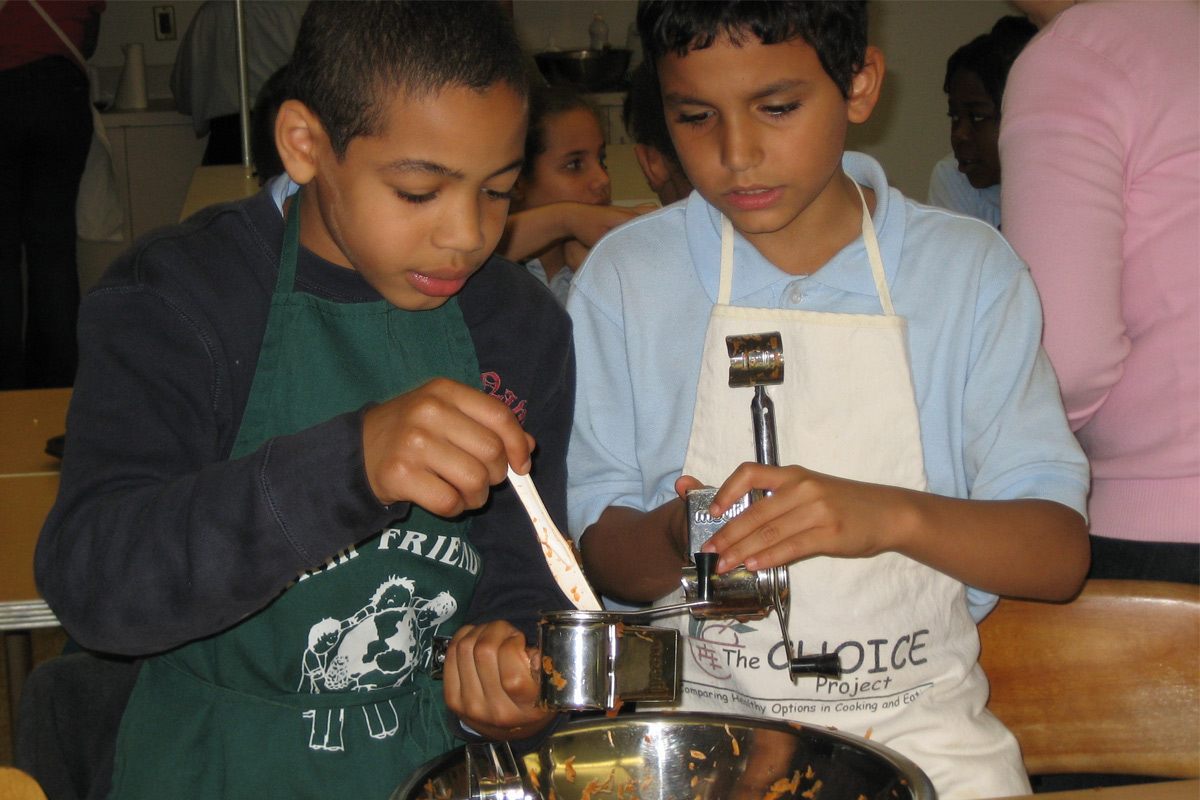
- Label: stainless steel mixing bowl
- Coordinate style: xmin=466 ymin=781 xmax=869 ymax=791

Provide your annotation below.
xmin=534 ymin=49 xmax=632 ymax=93
xmin=392 ymin=711 xmax=936 ymax=800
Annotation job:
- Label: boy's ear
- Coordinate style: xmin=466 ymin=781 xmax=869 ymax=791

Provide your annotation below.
xmin=847 ymin=46 xmax=885 ymax=124
xmin=275 ymin=99 xmax=325 ymax=185
xmin=634 ymin=143 xmax=673 ymax=195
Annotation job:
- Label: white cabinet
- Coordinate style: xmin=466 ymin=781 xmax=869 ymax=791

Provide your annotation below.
xmin=77 ymin=101 xmax=207 ymax=293
xmin=584 ymin=91 xmax=631 ymax=145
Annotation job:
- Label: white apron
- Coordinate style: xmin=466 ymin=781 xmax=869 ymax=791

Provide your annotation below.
xmin=667 ymin=185 xmax=1029 ymax=799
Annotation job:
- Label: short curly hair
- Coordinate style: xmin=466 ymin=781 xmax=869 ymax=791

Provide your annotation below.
xmin=622 ymin=61 xmax=680 ymax=167
xmin=636 ymin=0 xmax=868 ymax=99
xmin=943 ymin=15 xmax=1037 ymax=109
xmin=286 ymin=0 xmax=528 ymax=160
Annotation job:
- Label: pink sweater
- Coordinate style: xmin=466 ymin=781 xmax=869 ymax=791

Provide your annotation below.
xmin=1000 ymin=1 xmax=1199 ymax=544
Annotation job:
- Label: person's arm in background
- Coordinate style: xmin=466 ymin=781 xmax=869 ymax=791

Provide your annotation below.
xmin=999 ymin=26 xmax=1129 ymax=431
xmin=499 ymin=202 xmax=652 ymax=266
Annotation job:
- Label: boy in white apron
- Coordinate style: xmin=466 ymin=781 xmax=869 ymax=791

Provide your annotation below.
xmin=566 ymin=3 xmax=1090 ymax=798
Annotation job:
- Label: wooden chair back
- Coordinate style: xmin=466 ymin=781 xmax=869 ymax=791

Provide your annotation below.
xmin=978 ymin=579 xmax=1200 ymax=778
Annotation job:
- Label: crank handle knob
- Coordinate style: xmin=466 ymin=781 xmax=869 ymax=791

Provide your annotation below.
xmin=789 ymin=653 xmax=842 ymax=679
xmin=693 ymin=552 xmax=719 ymax=602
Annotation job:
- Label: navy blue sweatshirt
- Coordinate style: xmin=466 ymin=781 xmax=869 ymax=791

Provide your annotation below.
xmin=37 ymin=187 xmax=575 ymax=655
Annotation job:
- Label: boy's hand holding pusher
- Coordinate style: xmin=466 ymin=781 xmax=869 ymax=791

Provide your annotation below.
xmin=363 ymin=377 xmax=555 ymax=736
xmin=682 ymin=465 xmax=896 ymax=573
xmin=362 ymin=377 xmax=535 ymax=517
xmin=682 ymin=460 xmax=1088 ymax=603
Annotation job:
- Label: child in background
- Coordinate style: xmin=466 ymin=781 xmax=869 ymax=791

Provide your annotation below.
xmin=34 ymin=3 xmax=573 ymax=798
xmin=566 ymin=2 xmax=1089 ymax=797
xmin=927 ymin=15 xmax=1037 ymax=228
xmin=623 ymin=61 xmax=693 ymax=206
xmin=507 ymin=86 xmax=631 ymax=304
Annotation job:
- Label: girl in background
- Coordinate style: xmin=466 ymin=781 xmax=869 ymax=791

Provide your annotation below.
xmin=504 ymin=86 xmax=643 ymax=304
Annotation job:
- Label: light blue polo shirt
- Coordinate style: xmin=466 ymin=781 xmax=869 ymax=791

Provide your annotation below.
xmin=927 ymin=153 xmax=1002 ymax=229
xmin=566 ymin=152 xmax=1089 ymax=622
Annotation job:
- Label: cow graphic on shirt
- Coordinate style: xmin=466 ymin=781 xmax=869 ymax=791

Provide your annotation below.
xmin=299 ymin=575 xmax=457 ymax=751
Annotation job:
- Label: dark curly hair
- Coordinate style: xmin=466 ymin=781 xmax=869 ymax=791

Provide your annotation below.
xmin=286 ymin=0 xmax=528 ymax=160
xmin=622 ymin=61 xmax=680 ymax=167
xmin=943 ymin=15 xmax=1037 ymax=108
xmin=636 ymin=0 xmax=868 ymax=99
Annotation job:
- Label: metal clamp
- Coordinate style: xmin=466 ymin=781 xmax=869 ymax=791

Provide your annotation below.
xmin=682 ymin=487 xmax=841 ymax=681
xmin=430 ymin=611 xmax=680 ymax=713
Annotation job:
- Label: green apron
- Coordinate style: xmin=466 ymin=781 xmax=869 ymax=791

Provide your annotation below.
xmin=108 ymin=193 xmax=482 ymax=800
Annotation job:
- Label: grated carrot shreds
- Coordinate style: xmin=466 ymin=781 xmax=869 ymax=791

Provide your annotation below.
xmin=800 ymin=779 xmax=823 ymax=799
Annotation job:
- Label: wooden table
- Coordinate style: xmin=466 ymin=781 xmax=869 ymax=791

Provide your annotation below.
xmin=1013 ymin=779 xmax=1198 ymax=800
xmin=0 ymin=388 xmax=70 ymax=729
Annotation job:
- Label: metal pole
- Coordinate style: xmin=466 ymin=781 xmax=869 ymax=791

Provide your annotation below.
xmin=234 ymin=0 xmax=253 ymax=173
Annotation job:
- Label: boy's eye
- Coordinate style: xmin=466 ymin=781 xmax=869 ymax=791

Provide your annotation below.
xmin=761 ymin=101 xmax=800 ymax=117
xmin=674 ymin=110 xmax=712 ymax=126
xmin=396 ymin=189 xmax=436 ymax=205
xmin=563 ymin=158 xmax=583 ymax=172
xmin=484 ymin=186 xmax=517 ymax=201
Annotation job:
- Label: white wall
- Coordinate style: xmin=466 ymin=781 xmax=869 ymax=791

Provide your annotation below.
xmin=89 ymin=0 xmax=206 ymax=102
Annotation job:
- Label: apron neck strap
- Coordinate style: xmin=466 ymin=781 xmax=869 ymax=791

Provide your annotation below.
xmin=852 ymin=179 xmax=895 ymax=316
xmin=277 ymin=189 xmax=303 ymax=295
xmin=719 ymin=214 xmax=736 ymax=305
xmin=717 ymin=176 xmax=896 ymax=315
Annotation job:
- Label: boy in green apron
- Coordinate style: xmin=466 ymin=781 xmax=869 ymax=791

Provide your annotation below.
xmin=34 ymin=2 xmax=571 ymax=798
xmin=566 ymin=2 xmax=1091 ymax=798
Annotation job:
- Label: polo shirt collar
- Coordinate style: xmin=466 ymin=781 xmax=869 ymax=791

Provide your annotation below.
xmin=686 ymin=152 xmax=905 ymax=304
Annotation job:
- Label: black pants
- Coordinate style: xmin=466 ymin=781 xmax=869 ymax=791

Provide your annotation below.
xmin=1088 ymin=534 xmax=1199 ymax=584
xmin=0 ymin=56 xmax=93 ymax=389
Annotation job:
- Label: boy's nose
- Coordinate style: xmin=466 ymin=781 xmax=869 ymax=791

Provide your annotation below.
xmin=950 ymin=119 xmax=970 ymax=147
xmin=720 ymin=120 xmax=762 ymax=173
xmin=432 ymin=197 xmax=487 ymax=253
